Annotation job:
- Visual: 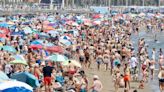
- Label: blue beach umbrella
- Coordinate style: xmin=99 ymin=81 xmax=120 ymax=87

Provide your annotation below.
xmin=39 ymin=32 xmax=49 ymax=38
xmin=11 ymin=32 xmax=23 ymax=36
xmin=0 ymin=22 xmax=9 ymax=28
xmin=31 ymin=40 xmax=43 ymax=45
xmin=59 ymin=39 xmax=72 ymax=46
xmin=0 ymin=38 xmax=5 ymax=43
xmin=12 ymin=55 xmax=26 ymax=61
xmin=11 ymin=72 xmax=40 ymax=88
xmin=44 ymin=43 xmax=54 ymax=47
xmin=0 ymin=81 xmax=33 ymax=92
xmin=60 ymin=36 xmax=71 ymax=40
xmin=22 ymin=22 xmax=30 ymax=25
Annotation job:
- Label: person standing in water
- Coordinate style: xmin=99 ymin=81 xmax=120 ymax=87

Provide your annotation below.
xmin=152 ymin=48 xmax=156 ymax=61
xmin=149 ymin=58 xmax=156 ymax=80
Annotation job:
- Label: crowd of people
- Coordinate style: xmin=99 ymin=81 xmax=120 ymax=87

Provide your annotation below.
xmin=0 ymin=11 xmax=163 ymax=92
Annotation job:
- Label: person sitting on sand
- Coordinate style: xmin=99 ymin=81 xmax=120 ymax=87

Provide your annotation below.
xmin=138 ymin=80 xmax=144 ymax=89
xmin=90 ymin=75 xmax=103 ymax=92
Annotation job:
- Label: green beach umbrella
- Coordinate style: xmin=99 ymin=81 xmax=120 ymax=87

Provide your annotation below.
xmin=10 ymin=60 xmax=28 ymax=65
xmin=3 ymin=46 xmax=17 ymax=53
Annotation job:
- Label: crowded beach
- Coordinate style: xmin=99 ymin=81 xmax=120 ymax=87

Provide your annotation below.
xmin=0 ymin=11 xmax=164 ymax=92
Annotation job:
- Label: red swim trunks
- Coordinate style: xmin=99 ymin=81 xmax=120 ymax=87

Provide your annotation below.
xmin=124 ymin=75 xmax=130 ymax=81
xmin=44 ymin=77 xmax=52 ymax=85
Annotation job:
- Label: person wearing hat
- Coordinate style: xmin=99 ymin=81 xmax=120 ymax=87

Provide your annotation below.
xmin=90 ymin=75 xmax=103 ymax=92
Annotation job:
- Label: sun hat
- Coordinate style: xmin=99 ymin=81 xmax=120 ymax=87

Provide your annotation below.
xmin=93 ymin=75 xmax=99 ymax=79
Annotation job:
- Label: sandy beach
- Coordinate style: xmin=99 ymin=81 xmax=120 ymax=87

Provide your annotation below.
xmin=85 ymin=63 xmax=152 ymax=92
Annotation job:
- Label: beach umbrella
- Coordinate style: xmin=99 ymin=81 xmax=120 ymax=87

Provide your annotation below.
xmin=3 ymin=46 xmax=17 ymax=53
xmin=47 ymin=18 xmax=54 ymax=22
xmin=59 ymin=39 xmax=72 ymax=46
xmin=60 ymin=36 xmax=71 ymax=40
xmin=0 ymin=33 xmax=6 ymax=38
xmin=7 ymin=21 xmax=15 ymax=25
xmin=11 ymin=55 xmax=26 ymax=61
xmin=9 ymin=25 xmax=16 ymax=30
xmin=0 ymin=17 xmax=6 ymax=21
xmin=138 ymin=13 xmax=145 ymax=17
xmin=31 ymin=40 xmax=43 ymax=45
xmin=29 ymin=45 xmax=42 ymax=50
xmin=62 ymin=60 xmax=82 ymax=68
xmin=0 ymin=28 xmax=10 ymax=34
xmin=46 ymin=54 xmax=68 ymax=62
xmin=93 ymin=20 xmax=101 ymax=25
xmin=46 ymin=46 xmax=63 ymax=53
xmin=47 ymin=30 xmax=59 ymax=36
xmin=11 ymin=72 xmax=40 ymax=88
xmin=72 ymin=22 xmax=79 ymax=26
xmin=31 ymin=40 xmax=44 ymax=44
xmin=22 ymin=22 xmax=30 ymax=25
xmin=23 ymin=27 xmax=32 ymax=34
xmin=92 ymin=14 xmax=101 ymax=19
xmin=129 ymin=13 xmax=137 ymax=18
xmin=43 ymin=21 xmax=50 ymax=25
xmin=10 ymin=60 xmax=27 ymax=65
xmin=44 ymin=26 xmax=55 ymax=31
xmin=0 ymin=38 xmax=5 ymax=43
xmin=11 ymin=32 xmax=23 ymax=36
xmin=39 ymin=32 xmax=49 ymax=38
xmin=66 ymin=20 xmax=74 ymax=25
xmin=0 ymin=30 xmax=5 ymax=34
xmin=0 ymin=71 xmax=9 ymax=81
xmin=48 ymin=23 xmax=56 ymax=26
xmin=44 ymin=43 xmax=54 ymax=47
xmin=0 ymin=81 xmax=33 ymax=92
xmin=0 ymin=22 xmax=9 ymax=28
xmin=32 ymin=29 xmax=39 ymax=34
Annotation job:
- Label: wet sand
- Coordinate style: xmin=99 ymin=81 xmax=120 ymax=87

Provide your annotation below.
xmin=85 ymin=63 xmax=152 ymax=92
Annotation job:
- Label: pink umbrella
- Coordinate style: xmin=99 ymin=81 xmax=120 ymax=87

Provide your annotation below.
xmin=43 ymin=21 xmax=50 ymax=25
xmin=83 ymin=19 xmax=92 ymax=26
xmin=66 ymin=20 xmax=74 ymax=25
xmin=93 ymin=20 xmax=101 ymax=25
xmin=46 ymin=46 xmax=63 ymax=53
xmin=0 ymin=33 xmax=6 ymax=38
xmin=93 ymin=14 xmax=101 ymax=19
xmin=29 ymin=45 xmax=42 ymax=50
